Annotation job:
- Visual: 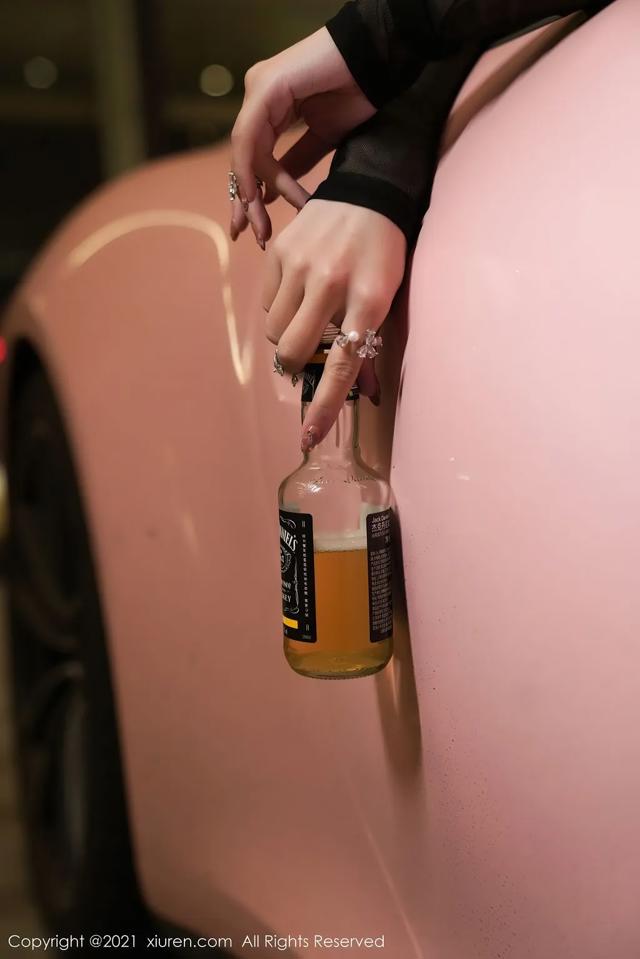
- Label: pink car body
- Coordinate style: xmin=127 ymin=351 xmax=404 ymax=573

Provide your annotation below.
xmin=2 ymin=1 xmax=639 ymax=955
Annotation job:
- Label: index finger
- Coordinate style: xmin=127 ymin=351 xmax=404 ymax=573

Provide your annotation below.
xmin=301 ymin=322 xmax=383 ymax=452
xmin=230 ymin=100 xmax=267 ymax=206
xmin=258 ymin=155 xmax=310 ymax=212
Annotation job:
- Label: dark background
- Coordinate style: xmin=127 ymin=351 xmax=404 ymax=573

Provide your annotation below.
xmin=0 ymin=0 xmax=341 ymax=306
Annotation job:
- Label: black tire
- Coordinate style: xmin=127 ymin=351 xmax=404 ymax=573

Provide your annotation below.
xmin=6 ymin=368 xmax=147 ymax=935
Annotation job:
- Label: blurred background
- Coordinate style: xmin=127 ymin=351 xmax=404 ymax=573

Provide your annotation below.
xmin=0 ymin=0 xmax=341 ymax=306
xmin=0 ymin=0 xmax=338 ymax=945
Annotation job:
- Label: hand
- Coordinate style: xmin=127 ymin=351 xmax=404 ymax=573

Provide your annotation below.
xmin=229 ymin=28 xmax=376 ymax=247
xmin=263 ymin=200 xmax=407 ymax=450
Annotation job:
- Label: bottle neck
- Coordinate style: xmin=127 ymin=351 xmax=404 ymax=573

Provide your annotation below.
xmin=301 ymin=397 xmax=359 ymax=462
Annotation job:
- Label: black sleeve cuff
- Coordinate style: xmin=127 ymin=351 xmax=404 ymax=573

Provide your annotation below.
xmin=326 ymin=2 xmax=420 ymax=108
xmin=309 ymin=172 xmax=429 ymax=247
xmin=326 ymin=3 xmax=391 ymax=108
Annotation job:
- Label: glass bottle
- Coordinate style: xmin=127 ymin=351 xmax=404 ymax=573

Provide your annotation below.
xmin=278 ymin=331 xmax=393 ymax=679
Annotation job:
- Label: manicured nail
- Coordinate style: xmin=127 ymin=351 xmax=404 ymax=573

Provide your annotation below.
xmin=257 ymin=236 xmax=266 ymax=251
xmin=370 ymin=390 xmax=381 ymax=407
xmin=301 ymin=427 xmax=318 ymax=453
xmin=230 ymin=226 xmax=238 ymax=242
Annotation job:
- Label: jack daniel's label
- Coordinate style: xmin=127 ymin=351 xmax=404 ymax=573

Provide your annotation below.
xmin=280 ymin=510 xmax=316 ymax=643
xmin=366 ymin=509 xmax=393 ymax=643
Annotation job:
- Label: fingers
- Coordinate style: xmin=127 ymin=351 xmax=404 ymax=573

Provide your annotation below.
xmin=301 ymin=313 xmax=385 ymax=453
xmin=230 ymin=66 xmax=278 ymax=247
xmin=259 ymin=156 xmax=310 ymax=212
xmin=274 ymin=280 xmax=343 ymax=374
xmin=229 ymin=188 xmax=271 ymax=249
xmin=263 ymin=230 xmax=345 ymax=357
xmin=229 ymin=65 xmax=267 ymax=207
xmin=229 ymin=197 xmax=248 ymax=242
xmin=230 ymin=70 xmax=311 ymax=245
xmin=230 ymin=161 xmax=305 ymax=247
xmin=230 ymin=117 xmax=260 ymax=210
xmin=262 ymin=249 xmax=283 ymax=314
xmin=264 ymin=131 xmax=332 ymax=205
xmin=259 ymin=203 xmax=404 ymax=447
xmin=300 ymin=333 xmax=365 ymax=453
xmin=230 ymin=124 xmax=271 ymax=246
xmin=231 ymin=130 xmax=306 ymax=245
xmin=356 ymin=358 xmax=381 ymax=405
xmin=246 ymin=189 xmax=272 ymax=249
xmin=263 ymin=265 xmax=305 ymax=344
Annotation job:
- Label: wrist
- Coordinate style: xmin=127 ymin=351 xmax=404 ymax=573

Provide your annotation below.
xmin=283 ymin=27 xmax=362 ymax=101
xmin=310 ymin=173 xmax=418 ymax=248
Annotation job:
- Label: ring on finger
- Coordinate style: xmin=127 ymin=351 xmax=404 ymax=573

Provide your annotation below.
xmin=230 ymin=170 xmax=264 ymax=199
xmin=273 ymin=349 xmax=301 ymax=386
xmin=273 ymin=349 xmax=285 ymax=376
xmin=335 ymin=328 xmax=383 ymax=359
xmin=228 ymin=171 xmax=240 ymax=202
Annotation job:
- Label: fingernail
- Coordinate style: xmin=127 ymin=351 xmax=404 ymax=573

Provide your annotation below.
xmin=230 ymin=226 xmax=238 ymax=242
xmin=301 ymin=427 xmax=318 ymax=453
xmin=257 ymin=236 xmax=266 ymax=251
xmin=370 ymin=390 xmax=381 ymax=407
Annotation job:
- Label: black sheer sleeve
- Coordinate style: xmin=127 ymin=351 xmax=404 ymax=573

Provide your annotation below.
xmin=311 ymin=45 xmax=481 ymax=245
xmin=327 ymin=0 xmax=608 ymax=107
xmin=311 ymin=0 xmax=609 ymax=244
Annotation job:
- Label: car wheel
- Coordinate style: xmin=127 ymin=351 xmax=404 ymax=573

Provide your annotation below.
xmin=6 ymin=368 xmax=147 ymax=934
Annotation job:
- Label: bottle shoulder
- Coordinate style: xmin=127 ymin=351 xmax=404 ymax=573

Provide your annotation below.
xmin=278 ymin=456 xmax=391 ymax=507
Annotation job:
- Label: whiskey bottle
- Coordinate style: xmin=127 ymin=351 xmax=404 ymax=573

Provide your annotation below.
xmin=278 ymin=330 xmax=393 ymax=679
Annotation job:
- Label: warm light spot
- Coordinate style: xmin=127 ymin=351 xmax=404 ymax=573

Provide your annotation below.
xmin=199 ymin=64 xmax=234 ymax=97
xmin=66 ymin=210 xmax=253 ymax=386
xmin=23 ymin=56 xmax=58 ymax=90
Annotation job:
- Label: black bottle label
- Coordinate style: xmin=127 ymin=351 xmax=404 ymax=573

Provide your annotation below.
xmin=280 ymin=510 xmax=317 ymax=643
xmin=366 ymin=509 xmax=393 ymax=643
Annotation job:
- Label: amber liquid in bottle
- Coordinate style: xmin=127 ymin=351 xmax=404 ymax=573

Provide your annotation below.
xmin=278 ymin=344 xmax=393 ymax=680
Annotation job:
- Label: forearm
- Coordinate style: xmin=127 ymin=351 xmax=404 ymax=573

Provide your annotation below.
xmin=328 ymin=0 xmax=609 ymax=106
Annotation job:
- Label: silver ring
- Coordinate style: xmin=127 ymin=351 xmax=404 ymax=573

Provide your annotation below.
xmin=335 ymin=328 xmax=383 ymax=359
xmin=228 ymin=171 xmax=240 ymax=202
xmin=229 ymin=171 xmax=264 ymax=202
xmin=273 ymin=350 xmax=285 ymax=376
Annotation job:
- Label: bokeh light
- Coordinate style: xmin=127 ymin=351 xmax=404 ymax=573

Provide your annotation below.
xmin=23 ymin=56 xmax=58 ymax=90
xmin=199 ymin=64 xmax=234 ymax=98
